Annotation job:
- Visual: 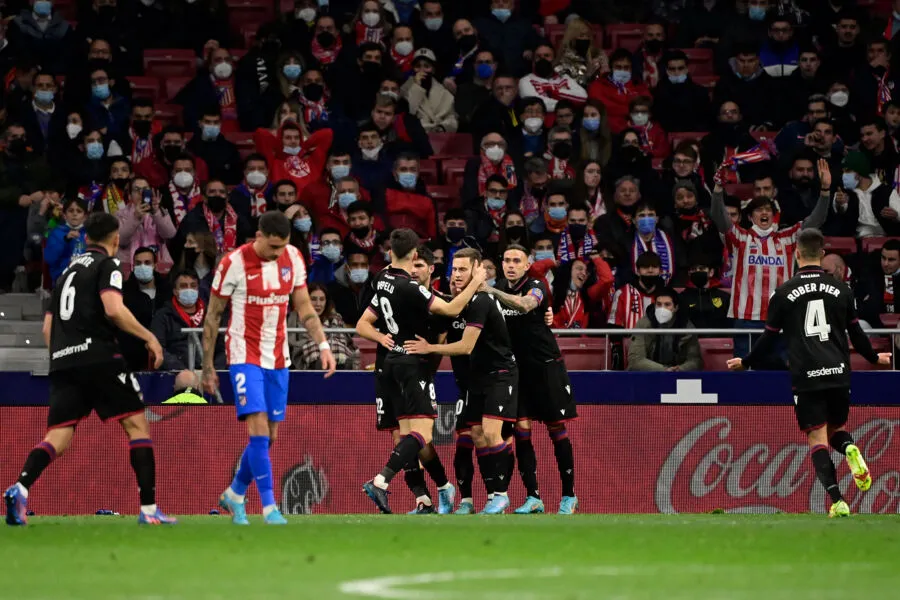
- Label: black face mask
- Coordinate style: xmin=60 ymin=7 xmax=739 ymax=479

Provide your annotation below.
xmin=568 ymin=223 xmax=586 ymax=239
xmin=677 ymin=205 xmax=699 ymax=216
xmin=620 ymin=145 xmax=643 ymax=163
xmin=447 ymin=226 xmax=466 ymax=243
xmin=206 ymin=195 xmax=227 ymax=213
xmin=639 ymin=274 xmax=662 ymax=290
xmin=573 ymin=39 xmax=591 ymax=57
xmin=458 ymin=34 xmax=477 ymax=53
xmin=315 ymin=32 xmax=335 ymax=48
xmin=644 ymin=39 xmax=663 ymax=55
xmin=361 ymin=61 xmax=383 ymax=78
xmin=534 ymin=58 xmax=554 ymax=79
xmin=133 ymin=120 xmax=152 ymax=139
xmin=303 ymin=83 xmax=324 ymax=102
xmin=162 ymin=145 xmax=182 ymax=163
xmin=351 ymin=225 xmax=370 ymax=238
xmin=793 ymin=176 xmax=813 ymax=189
xmin=505 ymin=225 xmax=525 ymax=240
xmin=420 ymin=73 xmax=433 ymax=91
xmin=183 ymin=248 xmax=199 ymax=266
xmin=531 ymin=186 xmax=546 ymax=199
xmin=690 ymin=271 xmax=709 ymax=288
xmin=552 ymin=141 xmax=573 ymax=160
xmin=97 ymin=5 xmax=116 ymax=22
xmin=262 ymin=40 xmax=282 ymax=57
xmin=7 ymin=138 xmax=26 ymax=157
xmin=111 ymin=177 xmax=130 ymax=190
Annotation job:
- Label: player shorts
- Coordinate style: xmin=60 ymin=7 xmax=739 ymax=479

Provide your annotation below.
xmin=467 ymin=368 xmax=518 ymax=425
xmin=518 ymin=359 xmax=577 ymax=424
xmin=453 ymin=392 xmax=476 ymax=433
xmin=47 ymin=361 xmax=145 ymax=429
xmin=382 ymin=355 xmax=438 ymax=421
xmin=374 ymin=367 xmax=399 ymax=431
xmin=229 ymin=364 xmax=289 ymax=422
xmin=794 ymin=387 xmax=850 ymax=432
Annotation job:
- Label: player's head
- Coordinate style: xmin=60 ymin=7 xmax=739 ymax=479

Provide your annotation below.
xmin=452 ymin=247 xmax=482 ymax=291
xmin=255 ymin=211 xmax=291 ymax=261
xmin=881 ymin=239 xmax=900 ymax=275
xmin=389 ymin=228 xmax=420 ymax=263
xmin=85 ymin=212 xmax=120 ymax=253
xmin=502 ymin=244 xmax=529 ymax=282
xmin=796 ymin=228 xmax=825 ymax=265
xmin=747 ymin=196 xmax=776 ymax=230
xmin=411 ymin=243 xmax=435 ymax=287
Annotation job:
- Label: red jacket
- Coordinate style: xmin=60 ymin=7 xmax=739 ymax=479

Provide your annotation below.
xmin=300 ymin=177 xmax=379 ymax=238
xmin=626 ymin=120 xmax=669 ymax=159
xmin=551 ymin=256 xmax=614 ymax=328
xmin=587 ymin=76 xmax=651 ymax=135
xmin=135 ymin=155 xmax=210 ymax=189
xmin=384 ymin=187 xmax=436 ymax=240
xmin=254 ymin=127 xmax=333 ymax=197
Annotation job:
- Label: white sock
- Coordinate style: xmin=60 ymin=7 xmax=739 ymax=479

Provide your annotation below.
xmin=140 ymin=504 xmax=157 ymax=516
xmin=461 ymin=497 xmax=473 ymax=504
xmin=15 ymin=482 xmax=28 ymax=498
xmin=495 ymin=491 xmax=508 ymax=497
xmin=416 ymin=495 xmax=432 ymax=506
xmin=487 ymin=493 xmax=494 ymax=501
xmin=262 ymin=504 xmax=278 ymax=517
xmin=225 ymin=487 xmax=244 ymax=504
xmin=437 ymin=483 xmax=452 ymax=491
xmin=373 ymin=474 xmax=388 ymax=490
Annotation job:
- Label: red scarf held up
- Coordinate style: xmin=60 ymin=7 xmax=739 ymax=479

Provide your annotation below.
xmin=130 ymin=128 xmax=153 ymax=165
xmin=677 ymin=210 xmax=712 ymax=241
xmin=355 ymin=22 xmax=384 ymax=46
xmin=311 ymin=34 xmax=343 ymax=66
xmin=203 ymin=202 xmax=238 ymax=254
xmin=477 ymin=152 xmax=518 ymax=196
xmin=485 ymin=200 xmax=506 ymax=243
xmin=172 ymin=296 xmax=206 ymax=328
xmin=213 ymin=76 xmax=238 ymax=123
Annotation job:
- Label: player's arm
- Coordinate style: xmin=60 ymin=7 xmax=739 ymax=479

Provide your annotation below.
xmin=484 ymin=285 xmax=541 ymax=314
xmin=429 ymin=263 xmax=487 ymax=317
xmin=728 ymin=294 xmax=784 ymax=370
xmin=846 ymin=296 xmax=892 ymax=365
xmin=102 ymin=290 xmax=163 ymax=369
xmin=355 ymin=304 xmax=394 ymax=350
xmin=405 ymin=326 xmax=482 ymax=356
xmin=42 ymin=312 xmax=52 ymax=348
xmin=428 ymin=332 xmax=447 ymax=371
xmin=292 ymin=285 xmax=337 ymax=377
xmin=201 ymin=292 xmax=228 ymax=381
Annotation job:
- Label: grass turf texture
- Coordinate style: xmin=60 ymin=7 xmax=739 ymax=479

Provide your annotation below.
xmin=2 ymin=515 xmax=899 ymax=599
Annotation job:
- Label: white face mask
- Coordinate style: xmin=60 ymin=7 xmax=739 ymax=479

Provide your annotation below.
xmin=213 ymin=62 xmax=233 ymax=80
xmin=829 ymin=91 xmax=849 ymax=108
xmin=283 ymin=145 xmax=301 ymax=156
xmin=751 ymin=223 xmax=776 ymax=237
xmin=524 ymin=117 xmax=543 ymax=133
xmin=361 ymin=145 xmax=382 ymax=160
xmin=394 ymin=41 xmax=413 ymax=56
xmin=173 ymin=171 xmax=194 ymax=189
xmin=66 ymin=123 xmax=83 ymax=140
xmin=362 ymin=11 xmax=380 ymax=27
xmin=655 ymin=306 xmax=674 ymax=324
xmin=296 ymin=7 xmax=316 ymax=22
xmin=484 ymin=145 xmax=504 ymax=162
xmin=246 ymin=170 xmax=267 ymax=188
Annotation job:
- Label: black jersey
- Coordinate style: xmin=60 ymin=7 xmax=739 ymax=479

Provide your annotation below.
xmin=464 ymin=292 xmax=517 ymax=378
xmin=754 ymin=265 xmax=876 ymax=392
xmin=445 ymin=306 xmax=470 ymax=392
xmin=366 ymin=266 xmax=435 ymax=357
xmin=48 ymin=247 xmax=126 ymax=372
xmin=495 ymin=277 xmax=561 ymax=365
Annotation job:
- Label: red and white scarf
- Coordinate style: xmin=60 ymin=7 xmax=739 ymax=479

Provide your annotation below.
xmin=632 ymin=230 xmax=674 ymax=283
xmin=203 ymin=202 xmax=238 ymax=254
xmin=545 ymin=155 xmax=575 ymax=180
xmin=348 ymin=228 xmax=377 ymax=250
xmin=877 ymin=69 xmax=893 ymax=116
xmin=172 ymin=296 xmax=206 ymax=328
xmin=169 ymin=180 xmax=203 ymax=224
xmin=477 ymin=152 xmax=517 ymax=196
xmin=677 ymin=210 xmax=713 ymax=242
xmin=588 ymin=188 xmax=606 ymax=220
xmin=354 ymin=22 xmax=384 ymax=46
xmin=520 ymin=186 xmax=541 ymax=223
xmin=311 ymin=34 xmax=343 ymax=66
xmin=391 ymin=47 xmax=414 ymax=75
xmin=632 ymin=122 xmax=658 ymax=155
xmin=485 ymin=200 xmax=506 ymax=243
xmin=297 ymin=91 xmax=329 ymax=124
xmin=562 ymin=289 xmax=584 ymax=329
xmin=239 ymin=181 xmax=269 ymax=218
xmin=130 ymin=128 xmax=153 ymax=165
xmin=557 ymin=226 xmax=597 ymax=263
xmin=213 ymin=76 xmax=237 ymax=121
xmin=642 ymin=50 xmax=660 ymax=87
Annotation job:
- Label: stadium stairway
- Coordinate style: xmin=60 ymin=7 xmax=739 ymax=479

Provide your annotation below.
xmin=0 ymin=294 xmax=50 ymax=374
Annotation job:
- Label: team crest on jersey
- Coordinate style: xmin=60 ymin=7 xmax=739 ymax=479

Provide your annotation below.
xmin=281 ymin=266 xmax=292 ymax=282
xmin=712 ymin=297 xmax=723 ymax=308
xmin=238 ymin=395 xmax=247 ymax=406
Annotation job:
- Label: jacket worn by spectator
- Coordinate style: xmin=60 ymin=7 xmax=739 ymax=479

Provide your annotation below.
xmin=255 ymin=127 xmax=333 ymax=197
xmin=175 ymin=72 xmax=243 ymax=135
xmin=20 ymin=103 xmax=68 ymax=158
xmin=117 ymin=203 xmax=177 ymax=272
xmin=712 ymin=60 xmax=782 ymax=130
xmin=627 ymin=312 xmax=703 ymax=372
xmin=9 ymin=10 xmax=74 ymax=75
xmin=86 ymin=95 xmax=131 ymax=142
xmin=328 ymin=269 xmax=373 ymax=326
xmin=351 ymin=149 xmax=394 ymax=199
xmin=234 ymin=48 xmax=280 ymax=131
xmin=829 ymin=176 xmax=900 ymax=238
xmin=287 ymin=311 xmax=359 ymax=370
xmin=679 ymin=285 xmax=732 ymax=330
xmin=374 ymin=178 xmax=437 ymax=240
xmin=587 ymin=75 xmax=651 ymax=135
xmin=552 ymin=256 xmax=615 ymax=329
xmin=171 ymin=203 xmax=254 ymax=266
xmin=44 ymin=224 xmax=87 ymax=283
xmin=301 ymin=178 xmax=377 ymax=239
xmin=228 ymin=182 xmax=274 ymax=226
xmin=472 ymin=12 xmax=539 ymax=78
xmin=401 ymin=77 xmax=459 ymax=133
xmin=857 ymin=264 xmax=900 ymax=328
xmin=186 ymin=132 xmax=243 ymax=186
xmin=652 ymin=76 xmax=712 ymax=133
xmin=455 ymin=81 xmax=493 ymax=133
xmin=120 ymin=272 xmax=171 ymax=371
xmin=151 ymin=297 xmax=226 ymax=371
xmin=135 ymin=153 xmax=210 ymax=190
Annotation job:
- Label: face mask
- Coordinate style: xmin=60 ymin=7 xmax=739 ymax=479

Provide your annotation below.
xmin=213 ymin=62 xmax=233 ymax=80
xmin=283 ymin=145 xmax=300 ymax=156
xmin=748 ymin=5 xmax=766 ymax=20
xmin=677 ymin=204 xmax=699 ymax=216
xmin=574 ymin=39 xmax=591 ymax=57
xmin=398 ymin=172 xmax=417 ymax=189
xmin=829 ymin=91 xmax=849 ymax=108
xmin=202 ymin=124 xmax=220 ymax=140
xmin=751 ymin=223 xmax=774 ymax=237
xmin=92 ymin=83 xmax=111 ymax=100
xmin=351 ymin=226 xmax=370 ymax=239
xmin=331 ymin=164 xmax=351 ymax=180
xmin=322 ymin=244 xmax=342 ymax=262
xmin=173 ymin=171 xmax=194 ymax=189
xmin=524 ymin=117 xmax=543 ymax=134
xmin=316 ymin=31 xmax=336 ymax=47
xmin=582 ymin=117 xmax=600 ymax=132
xmin=534 ymin=249 xmax=555 ymax=261
xmin=551 ymin=141 xmax=573 ymax=160
xmin=362 ymin=11 xmax=380 ymax=27
xmin=349 ymin=267 xmax=369 ymax=283
xmin=163 ymin=145 xmax=183 ymax=163
xmin=639 ymin=274 xmax=661 ymax=290
xmin=505 ymin=225 xmax=525 ymax=240
xmin=486 ymin=197 xmax=506 ymax=210
xmin=361 ymin=61 xmax=383 ymax=78
xmin=297 ymin=7 xmax=316 ymax=22
xmin=459 ymin=34 xmax=477 ymax=53
xmin=206 ymin=195 xmax=227 ymax=213
xmin=133 ymin=120 xmax=152 ymax=138
xmin=637 ymin=216 xmax=657 ymax=235
xmin=690 ymin=271 xmax=709 ymax=288
xmin=612 ymin=70 xmax=632 ymax=84
xmin=447 ymin=226 xmax=466 ymax=242
xmin=86 ymin=141 xmax=104 ymax=160
xmin=133 ymin=264 xmax=154 ymax=283
xmin=631 ymin=112 xmax=649 ymax=126
xmin=242 ymin=170 xmax=265 ymax=188
xmin=294 ymin=217 xmax=312 ymax=232
xmin=66 ymin=123 xmax=83 ymax=140
xmin=534 ymin=58 xmax=554 ymax=79
xmin=7 ymin=138 xmax=26 ymax=156
xmin=34 ymin=0 xmax=52 ymax=17
xmin=299 ymin=84 xmax=323 ymax=105
xmin=548 ymin=206 xmax=567 ymax=220
xmin=282 ymin=63 xmax=302 ymax=80
xmin=485 ymin=277 xmax=496 ymax=288
xmin=655 ymin=306 xmax=674 ymax=324
xmin=178 ymin=288 xmax=199 ymax=306
xmin=484 ymin=145 xmax=504 ymax=162
xmin=568 ymin=223 xmax=586 ymax=239
xmin=424 ymin=16 xmax=443 ymax=31
xmin=338 ymin=192 xmax=357 ymax=209
xmin=645 ymin=40 xmax=663 ymax=55
xmin=380 ymin=90 xmax=398 ymax=101
xmin=476 ymin=62 xmax=494 ymax=79
xmin=140 ymin=0 xmax=154 ymax=6
xmin=842 ymin=172 xmax=859 ymax=190
xmin=492 ymin=8 xmax=511 ymax=22
xmin=668 ymin=73 xmax=687 ymax=84
xmin=395 ymin=41 xmax=413 ymax=56
xmin=35 ymin=90 xmax=54 ymax=104
xmin=112 ymin=177 xmax=130 ymax=190
xmin=361 ymin=145 xmax=382 ymax=160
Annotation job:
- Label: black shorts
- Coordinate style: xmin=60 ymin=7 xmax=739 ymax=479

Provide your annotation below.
xmin=518 ymin=359 xmax=577 ymax=424
xmin=453 ymin=392 xmax=475 ymax=433
xmin=47 ymin=361 xmax=144 ymax=429
xmin=374 ymin=367 xmax=399 ymax=431
xmin=794 ymin=387 xmax=850 ymax=432
xmin=381 ymin=355 xmax=438 ymax=421
xmin=467 ymin=369 xmax=518 ymax=425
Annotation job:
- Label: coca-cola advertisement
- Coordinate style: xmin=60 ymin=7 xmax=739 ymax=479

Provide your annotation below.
xmin=1 ymin=405 xmax=897 ymax=515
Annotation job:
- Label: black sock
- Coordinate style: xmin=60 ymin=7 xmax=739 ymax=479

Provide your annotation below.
xmin=382 ymin=433 xmax=425 ymax=483
xmin=490 ymin=443 xmax=511 ymax=494
xmin=476 ymin=448 xmax=495 ymax=494
xmin=17 ymin=442 xmax=56 ymax=490
xmin=419 ymin=443 xmax=449 ymax=488
xmin=514 ymin=428 xmax=540 ymax=499
xmin=829 ymin=431 xmax=854 ymax=455
xmin=506 ymin=448 xmax=516 ymax=485
xmin=811 ymin=445 xmax=842 ymax=504
xmin=128 ymin=439 xmax=156 ymax=506
xmin=551 ymin=428 xmax=575 ymax=497
xmin=454 ymin=436 xmax=475 ymax=498
xmin=403 ymin=464 xmax=430 ymax=500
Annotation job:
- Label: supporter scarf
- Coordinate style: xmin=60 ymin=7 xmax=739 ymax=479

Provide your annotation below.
xmin=238 ymin=181 xmax=269 ymax=218
xmin=203 ymin=202 xmax=238 ymax=254
xmin=348 ymin=228 xmax=377 ymax=250
xmin=172 ymin=296 xmax=206 ymax=328
xmin=169 ymin=180 xmax=203 ymax=224
xmin=80 ymin=182 xmax=104 ymax=213
xmin=632 ymin=122 xmax=657 ymax=155
xmin=477 ymin=152 xmax=517 ymax=196
xmin=642 ymin=50 xmax=660 ymax=87
xmin=520 ymin=185 xmax=541 ymax=224
xmin=885 ymin=14 xmax=898 ymax=40
xmin=677 ymin=210 xmax=712 ymax=241
xmin=485 ymin=200 xmax=506 ymax=243
xmin=616 ymin=208 xmax=634 ymax=227
xmin=544 ymin=211 xmax=567 ymax=234
xmin=80 ymin=182 xmax=126 ymax=215
xmin=545 ymin=155 xmax=575 ymax=180
xmin=632 ymin=229 xmax=673 ymax=283
xmin=214 ymin=76 xmax=237 ymax=121
xmin=311 ymin=34 xmax=343 ymax=66
xmin=558 ymin=226 xmax=596 ymax=263
xmin=391 ymin=47 xmax=414 ymax=75
xmin=877 ymin=70 xmax=893 ymax=116
xmin=562 ymin=289 xmax=583 ymax=329
xmin=355 ymin=22 xmax=384 ymax=46
xmin=103 ymin=184 xmax=125 ymax=216
xmin=451 ymin=45 xmax=479 ymax=78
xmin=297 ymin=92 xmax=329 ymax=125
xmin=130 ymin=128 xmax=153 ymax=164
xmin=588 ymin=188 xmax=606 ymax=220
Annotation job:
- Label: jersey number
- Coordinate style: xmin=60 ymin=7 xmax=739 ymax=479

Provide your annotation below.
xmin=380 ymin=297 xmax=399 ymax=334
xmin=375 ymin=398 xmax=384 ymax=415
xmin=59 ymin=272 xmax=77 ymax=321
xmin=234 ymin=373 xmax=248 ymax=395
xmin=804 ymin=299 xmax=832 ymax=342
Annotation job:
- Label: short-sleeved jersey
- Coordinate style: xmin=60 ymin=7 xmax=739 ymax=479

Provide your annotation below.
xmin=212 ymin=243 xmax=307 ymax=369
xmin=494 ymin=277 xmax=560 ymax=365
xmin=763 ymin=266 xmax=856 ymax=392
xmin=366 ymin=266 xmax=434 ymax=355
xmin=49 ymin=247 xmax=125 ymax=372
xmin=464 ymin=292 xmax=517 ymax=377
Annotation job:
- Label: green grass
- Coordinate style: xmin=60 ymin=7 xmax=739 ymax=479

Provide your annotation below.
xmin=2 ymin=515 xmax=900 ymax=599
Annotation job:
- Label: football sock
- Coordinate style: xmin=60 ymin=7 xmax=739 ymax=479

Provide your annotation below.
xmin=514 ymin=427 xmax=540 ymax=499
xmin=488 ymin=442 xmax=511 ymax=494
xmin=453 ymin=435 xmax=475 ymax=499
xmin=506 ymin=447 xmax=516 ymax=485
xmin=379 ymin=432 xmax=426 ymax=487
xmin=420 ymin=443 xmax=450 ymax=488
xmin=247 ymin=435 xmax=276 ymax=508
xmin=17 ymin=441 xmax=56 ymax=490
xmin=403 ymin=464 xmax=430 ymax=501
xmin=128 ymin=439 xmax=156 ymax=507
xmin=476 ymin=447 xmax=495 ymax=494
xmin=550 ymin=427 xmax=576 ymax=497
xmin=229 ymin=446 xmax=254 ymax=499
xmin=811 ymin=445 xmax=843 ymax=504
xmin=829 ymin=431 xmax=854 ymax=455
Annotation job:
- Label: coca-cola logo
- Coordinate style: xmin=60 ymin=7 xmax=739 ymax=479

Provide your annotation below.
xmin=655 ymin=418 xmax=900 ymax=514
xmin=281 ymin=455 xmax=329 ymax=515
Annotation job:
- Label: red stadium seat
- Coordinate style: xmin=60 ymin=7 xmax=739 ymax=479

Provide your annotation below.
xmin=164 ymin=76 xmax=192 ymax=103
xmin=724 ymin=183 xmax=754 ymax=200
xmin=154 ymin=104 xmax=183 ymax=128
xmin=226 ymin=1 xmax=275 ymax=35
xmin=128 ymin=76 xmax=161 ymax=104
xmin=419 ymin=158 xmax=439 ymax=186
xmin=55 ymin=0 xmax=77 ymax=20
xmin=862 ymin=236 xmax=900 ymax=254
xmin=880 ymin=313 xmax=900 ymax=328
xmin=441 ymin=158 xmax=467 ymax=188
xmin=557 ymin=337 xmax=608 ymax=370
xmin=605 ymin=24 xmax=644 ymax=52
xmin=427 ymin=185 xmax=461 ymax=216
xmin=354 ymin=338 xmax=377 ymax=369
xmin=429 ymin=132 xmax=474 ymax=159
xmin=225 ymin=131 xmax=256 ymax=160
xmin=668 ymin=131 xmax=708 ymax=150
xmin=143 ymin=49 xmax=197 ymax=79
xmin=545 ymin=24 xmax=603 ymax=50
xmin=692 ymin=74 xmax=719 ymax=88
xmin=699 ymin=338 xmax=734 ymax=371
xmin=823 ymin=237 xmax=858 ymax=255
xmin=681 ymin=48 xmax=714 ymax=77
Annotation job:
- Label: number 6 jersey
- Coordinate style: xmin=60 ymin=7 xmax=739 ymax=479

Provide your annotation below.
xmin=366 ymin=266 xmax=435 ymax=354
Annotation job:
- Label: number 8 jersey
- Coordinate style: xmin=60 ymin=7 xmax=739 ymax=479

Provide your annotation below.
xmin=366 ymin=267 xmax=434 ymax=354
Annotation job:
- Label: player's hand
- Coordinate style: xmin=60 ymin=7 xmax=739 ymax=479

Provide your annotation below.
xmin=877 ymin=352 xmax=892 ymax=366
xmin=202 ymin=365 xmax=219 ymax=395
xmin=817 ymin=159 xmax=831 ymax=190
xmin=378 ymin=333 xmax=394 ymax=350
xmin=666 ymin=366 xmax=680 ymax=372
xmin=145 ymin=335 xmax=163 ymax=370
xmin=544 ymin=307 xmax=553 ymax=326
xmin=320 ymin=348 xmax=337 ymax=378
xmin=726 ymin=357 xmax=745 ymax=371
xmin=403 ymin=335 xmax=430 ymax=355
xmin=880 ymin=207 xmax=899 ymax=220
xmin=471 ymin=263 xmax=487 ymax=285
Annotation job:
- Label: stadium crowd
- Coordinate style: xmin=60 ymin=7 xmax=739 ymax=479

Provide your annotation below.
xmin=1 ymin=0 xmax=900 ymax=373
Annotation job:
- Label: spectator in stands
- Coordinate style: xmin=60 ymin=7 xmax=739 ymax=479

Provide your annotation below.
xmin=85 ymin=66 xmax=130 ymax=140
xmin=186 ymin=106 xmax=242 ymax=186
xmin=573 ymin=160 xmax=605 ymax=221
xmin=660 ymin=142 xmax=711 ymax=211
xmin=20 ymin=72 xmax=64 ymax=157
xmin=77 ymin=157 xmax=129 ymax=216
xmin=777 ymin=152 xmax=822 ymax=227
xmin=777 ymin=98 xmax=842 ymax=167
xmin=62 ymin=128 xmax=117 ymax=197
xmin=712 ymin=43 xmax=780 ymax=131
xmin=860 ymin=118 xmax=900 ymax=190
xmin=858 ymin=240 xmax=900 ymax=326
xmin=228 ymin=154 xmax=273 ymax=225
xmin=782 ymin=46 xmax=829 ymax=119
xmin=551 ymin=253 xmax=614 ymax=329
xmin=544 ymin=125 xmax=576 ymax=181
xmin=441 ymin=208 xmax=482 ymax=263
xmin=462 ymin=132 xmax=519 ymax=208
xmin=136 ymin=127 xmax=210 ymax=189
xmin=116 ymin=99 xmax=157 ymax=172
xmin=529 ymin=188 xmax=568 ymax=240
xmin=607 ymin=251 xmax=663 ymax=370
xmin=554 ymin=100 xmax=577 ymax=134
xmin=331 ymin=42 xmax=389 ymax=123
xmin=519 ymin=42 xmax=587 ymax=113
xmin=400 ymin=48 xmax=459 ymax=134
xmin=632 ymin=18 xmax=667 ymax=89
xmin=825 ymin=80 xmax=858 ymax=147
xmin=853 ymin=39 xmax=898 ymax=125
xmin=471 ymin=73 xmax=521 ymax=148
xmin=291 ymin=67 xmax=333 ymax=135
xmin=516 ymin=157 xmax=550 ymax=229
xmin=232 ymin=23 xmax=282 ymax=131
xmin=390 ymin=25 xmax=415 ymax=77
xmin=9 ymin=0 xmax=75 ymax=75
xmin=268 ymin=179 xmax=299 ymax=213
xmin=413 ymin=1 xmax=454 ymax=75
xmin=595 ymin=176 xmax=646 ymax=275
xmin=760 ymin=14 xmax=799 ymax=78
xmin=699 ymin=100 xmax=763 ymax=187
xmin=455 ymin=49 xmax=497 ymax=132
xmin=629 ymin=201 xmax=676 ymax=284
xmin=576 ymin=100 xmax=612 ymax=167
xmin=328 ymin=249 xmax=372 ymax=324
xmin=886 ymin=99 xmax=900 ymax=141
xmin=606 ymin=129 xmax=660 ymax=195
xmin=465 ymin=174 xmax=509 ymax=255
xmin=368 ymin=95 xmax=433 ymax=160
xmin=0 ymin=20 xmax=16 ymax=83
xmin=473 ymin=0 xmax=538 ymax=78
xmin=497 ymin=210 xmax=529 ymax=257
xmin=117 ymin=177 xmax=176 ymax=272
xmin=176 ymin=231 xmax=218 ymax=302
xmin=680 ymin=254 xmax=732 ymax=330
xmin=671 ymin=182 xmax=722 ymax=283
xmin=4 ymin=58 xmax=39 ymax=124
xmin=441 ymin=18 xmax=484 ymax=94
xmin=120 ymin=247 xmax=170 ymax=370
xmin=557 ymin=203 xmax=597 ymax=264
xmin=652 ymin=50 xmax=712 ymax=134
xmin=288 ymin=282 xmax=359 ymax=370
xmin=376 ymin=152 xmax=436 ymax=239
xmin=831 ymin=151 xmax=900 ymax=238
xmin=516 ymin=97 xmax=548 ymax=160
xmin=308 ymin=227 xmax=344 ymax=284
xmin=716 ymin=0 xmax=771 ymax=74
xmin=822 ymin=252 xmax=850 ymax=286
xmin=78 ymin=0 xmax=141 ymax=75
xmin=352 ymin=121 xmax=393 ymax=193
xmin=304 ymin=149 xmax=371 ymax=235
xmin=45 ymin=198 xmax=88 ymax=283
xmin=174 ymin=179 xmax=253 ymax=260
xmin=588 ymin=48 xmax=651 ymax=135
xmin=343 ymin=201 xmax=380 ymax=253
xmin=256 ymin=122 xmax=333 ymax=197
xmin=283 ymin=202 xmax=318 ymax=262
xmin=346 ymin=0 xmax=393 ymax=47
xmin=177 ymin=46 xmax=242 ymax=135
xmin=160 ymin=154 xmax=204 ymax=226
xmin=676 ymin=0 xmax=734 ymax=49
xmin=624 ymin=96 xmax=667 ymax=160
xmin=555 ymin=17 xmax=606 ymax=89
xmin=152 ymin=269 xmax=225 ymax=371
xmin=628 ymin=288 xmax=703 ymax=372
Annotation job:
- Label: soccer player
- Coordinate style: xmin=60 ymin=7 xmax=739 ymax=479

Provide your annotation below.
xmin=405 ymin=248 xmax=519 ymax=515
xmin=484 ymin=244 xmax=579 ymax=514
xmin=727 ymin=229 xmax=891 ymax=518
xmin=5 ymin=213 xmax=174 ymax=526
xmin=202 ymin=211 xmax=336 ymax=525
xmin=356 ymin=229 xmax=484 ymax=515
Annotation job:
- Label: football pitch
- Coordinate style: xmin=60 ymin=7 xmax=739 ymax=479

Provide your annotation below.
xmin=1 ymin=514 xmax=899 ymax=599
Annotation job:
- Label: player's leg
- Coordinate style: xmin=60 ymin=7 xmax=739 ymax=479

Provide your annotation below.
xmin=408 ymin=416 xmax=455 ymax=514
xmin=219 ymin=365 xmax=259 ymax=524
xmin=501 ymin=421 xmax=516 ymax=495
xmin=257 ymin=367 xmax=289 ymax=524
xmin=400 ymin=418 xmax=433 ymax=513
xmin=480 ymin=417 xmax=512 ymax=514
xmin=381 ymin=384 xmax=431 ymax=512
xmin=548 ymin=362 xmax=578 ymax=514
xmin=512 ymin=419 xmax=543 ymax=513
xmin=796 ymin=392 xmax=847 ymax=517
xmin=453 ymin=428 xmax=476 ymax=514
xmin=826 ymin=389 xmax=871 ymax=491
xmin=118 ymin=412 xmax=176 ymax=525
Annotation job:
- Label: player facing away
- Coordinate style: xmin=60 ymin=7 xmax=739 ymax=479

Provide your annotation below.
xmin=356 ymin=229 xmax=484 ymax=514
xmin=483 ymin=244 xmax=579 ymax=514
xmin=405 ymin=248 xmax=519 ymax=514
xmin=727 ymin=228 xmax=891 ymax=517
xmin=203 ymin=211 xmax=336 ymax=525
xmin=5 ymin=213 xmax=175 ymax=526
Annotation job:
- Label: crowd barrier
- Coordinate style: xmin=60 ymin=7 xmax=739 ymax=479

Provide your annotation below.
xmin=1 ymin=372 xmax=898 ymax=515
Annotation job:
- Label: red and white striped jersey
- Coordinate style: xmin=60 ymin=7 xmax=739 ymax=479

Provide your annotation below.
xmin=211 ymin=243 xmax=307 ymax=369
xmin=726 ymin=223 xmax=801 ymax=321
xmin=607 ymin=284 xmax=653 ymax=329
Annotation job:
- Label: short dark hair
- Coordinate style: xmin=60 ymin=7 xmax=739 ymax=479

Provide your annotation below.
xmin=244 ymin=152 xmax=267 ymax=167
xmin=567 ymin=202 xmax=589 ymax=216
xmin=881 ymin=239 xmax=900 ymax=254
xmin=444 ymin=208 xmax=466 ymax=222
xmin=796 ymin=228 xmax=825 ymax=261
xmin=654 ymin=286 xmax=680 ymax=306
xmin=347 ymin=201 xmax=372 ymax=217
xmin=171 ymin=269 xmax=199 ymax=284
xmin=609 ymin=48 xmax=632 ymax=64
xmin=520 ymin=97 xmax=545 ymax=113
xmin=132 ymin=97 xmax=154 ymax=110
xmin=636 ymin=251 xmax=662 ymax=269
xmin=454 ymin=247 xmax=482 ymax=264
xmin=320 ymin=227 xmax=342 ymax=239
xmin=358 ymin=41 xmax=383 ymax=60
xmin=485 ymin=174 xmax=508 ymax=188
xmin=662 ymin=49 xmax=687 ymax=67
xmin=860 ymin=116 xmax=887 ymax=132
xmin=273 ymin=179 xmax=297 ymax=192
xmin=258 ymin=211 xmax=291 ymax=239
xmin=394 ymin=151 xmax=419 ymax=166
xmin=199 ymin=105 xmax=221 ymax=119
xmin=390 ymin=228 xmax=420 ymax=260
xmin=133 ymin=246 xmax=157 ymax=262
xmin=415 ymin=244 xmax=435 ymax=265
xmin=85 ymin=212 xmax=119 ymax=244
